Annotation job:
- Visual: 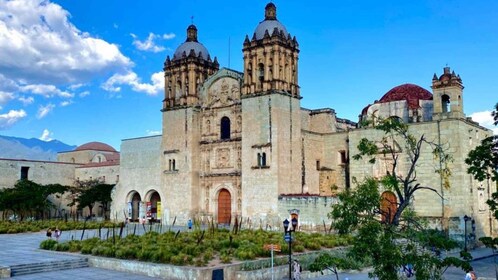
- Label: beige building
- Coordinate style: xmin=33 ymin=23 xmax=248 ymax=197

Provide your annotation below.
xmin=0 ymin=141 xmax=120 ymax=217
xmin=0 ymin=3 xmax=494 ymax=241
xmin=110 ymin=2 xmax=495 ymax=242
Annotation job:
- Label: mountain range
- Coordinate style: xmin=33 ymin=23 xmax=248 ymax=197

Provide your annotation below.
xmin=0 ymin=135 xmax=76 ymax=161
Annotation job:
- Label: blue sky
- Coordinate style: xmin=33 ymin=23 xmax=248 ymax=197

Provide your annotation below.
xmin=1 ymin=0 xmax=497 ymax=150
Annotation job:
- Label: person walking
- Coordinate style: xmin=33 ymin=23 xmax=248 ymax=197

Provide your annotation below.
xmin=465 ymin=268 xmax=477 ymax=280
xmin=54 ymin=227 xmax=62 ymax=241
xmin=293 ymin=260 xmax=301 ymax=280
xmin=46 ymin=228 xmax=52 ymax=239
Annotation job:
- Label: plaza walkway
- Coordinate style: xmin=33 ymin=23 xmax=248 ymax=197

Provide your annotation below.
xmin=0 ymin=228 xmax=496 ymax=279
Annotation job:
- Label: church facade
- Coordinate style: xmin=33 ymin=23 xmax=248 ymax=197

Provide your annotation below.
xmin=0 ymin=3 xmax=493 ymax=240
xmin=110 ymin=2 xmax=495 ymax=240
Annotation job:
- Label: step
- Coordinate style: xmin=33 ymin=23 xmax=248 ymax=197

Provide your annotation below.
xmin=10 ymin=258 xmax=88 ymax=276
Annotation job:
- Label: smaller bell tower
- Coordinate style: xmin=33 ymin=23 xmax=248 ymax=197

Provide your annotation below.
xmin=163 ymin=24 xmax=219 ymax=110
xmin=431 ymin=66 xmax=465 ymax=120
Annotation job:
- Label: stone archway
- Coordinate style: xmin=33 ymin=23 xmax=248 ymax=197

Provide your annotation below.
xmin=148 ymin=191 xmax=161 ymax=222
xmin=217 ymin=189 xmax=231 ymax=224
xmin=131 ymin=192 xmax=141 ymax=222
xmin=380 ymin=191 xmax=397 ymax=223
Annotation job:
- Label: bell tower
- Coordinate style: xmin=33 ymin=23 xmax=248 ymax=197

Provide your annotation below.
xmin=163 ymin=24 xmax=219 ymax=110
xmin=242 ymin=3 xmax=299 ymax=96
xmin=241 ymin=3 xmax=303 ymax=220
xmin=431 ymin=66 xmax=465 ymax=120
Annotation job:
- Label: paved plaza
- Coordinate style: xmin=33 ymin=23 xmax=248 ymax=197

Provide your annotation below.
xmin=0 ymin=228 xmax=496 ymax=279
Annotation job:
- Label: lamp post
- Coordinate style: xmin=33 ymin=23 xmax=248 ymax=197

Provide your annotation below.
xmin=463 ymin=215 xmax=471 ymax=251
xmin=283 ymin=217 xmax=298 ymax=280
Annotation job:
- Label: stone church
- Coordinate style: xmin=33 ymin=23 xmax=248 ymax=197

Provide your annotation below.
xmin=0 ymin=3 xmax=494 ymax=240
xmin=109 ymin=2 xmax=495 ymax=240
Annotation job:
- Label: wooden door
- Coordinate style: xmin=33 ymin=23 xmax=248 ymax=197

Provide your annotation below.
xmin=218 ymin=189 xmax=231 ymax=224
xmin=380 ymin=191 xmax=397 ymax=223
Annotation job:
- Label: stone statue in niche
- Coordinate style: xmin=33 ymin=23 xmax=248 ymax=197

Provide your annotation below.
xmin=219 ymin=80 xmax=230 ymax=104
xmin=216 ymin=148 xmax=231 ymax=168
xmin=231 ymin=84 xmax=240 ymax=98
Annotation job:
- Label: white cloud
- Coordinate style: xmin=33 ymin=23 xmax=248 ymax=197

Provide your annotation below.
xmin=0 ymin=91 xmax=14 ymax=107
xmin=18 ymin=96 xmax=34 ymax=105
xmin=39 ymin=128 xmax=53 ymax=141
xmin=470 ymin=110 xmax=498 ymax=135
xmin=37 ymin=103 xmax=55 ymax=119
xmin=470 ymin=111 xmax=494 ymax=126
xmin=102 ymin=71 xmax=164 ymax=95
xmin=163 ymin=33 xmax=176 ymax=40
xmin=131 ymin=33 xmax=166 ymax=53
xmin=146 ymin=129 xmax=161 ymax=136
xmin=68 ymin=83 xmax=85 ymax=90
xmin=21 ymin=84 xmax=73 ymax=98
xmin=0 ymin=109 xmax=27 ymax=129
xmin=0 ymin=0 xmax=131 ymax=85
xmin=60 ymin=100 xmax=72 ymax=106
xmin=79 ymin=91 xmax=90 ymax=97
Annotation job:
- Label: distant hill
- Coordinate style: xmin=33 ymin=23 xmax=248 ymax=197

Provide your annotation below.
xmin=0 ymin=135 xmax=76 ymax=161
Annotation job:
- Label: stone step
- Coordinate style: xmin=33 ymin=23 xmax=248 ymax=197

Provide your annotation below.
xmin=10 ymin=258 xmax=88 ymax=276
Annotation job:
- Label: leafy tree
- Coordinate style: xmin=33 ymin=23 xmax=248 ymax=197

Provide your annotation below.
xmin=465 ymin=102 xmax=498 ymax=278
xmin=327 ymin=117 xmax=469 ymax=280
xmin=308 ymin=252 xmax=361 ymax=280
xmin=0 ymin=180 xmax=67 ymax=220
xmin=68 ymin=179 xmax=114 ymax=220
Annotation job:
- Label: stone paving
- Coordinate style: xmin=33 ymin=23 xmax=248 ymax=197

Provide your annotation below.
xmin=0 ymin=229 xmax=162 ymax=279
xmin=0 ymin=227 xmax=496 ymax=279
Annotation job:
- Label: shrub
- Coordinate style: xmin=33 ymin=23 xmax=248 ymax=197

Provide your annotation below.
xmin=54 ymin=242 xmax=70 ymax=251
xmin=91 ymin=245 xmax=115 ymax=257
xmin=40 ymin=239 xmax=58 ymax=250
xmin=115 ymin=245 xmax=138 ymax=259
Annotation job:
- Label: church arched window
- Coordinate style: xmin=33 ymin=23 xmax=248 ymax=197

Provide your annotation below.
xmin=220 ymin=117 xmax=231 ymax=140
xmin=442 ymin=94 xmax=450 ymax=113
xmin=176 ymin=80 xmax=182 ymax=99
xmin=247 ymin=64 xmax=253 ymax=83
xmin=258 ymin=63 xmax=264 ymax=88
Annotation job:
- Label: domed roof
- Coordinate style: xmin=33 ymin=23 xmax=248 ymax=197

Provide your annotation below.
xmin=75 ymin=142 xmax=117 ymax=152
xmin=173 ymin=24 xmax=210 ymax=61
xmin=253 ymin=3 xmax=289 ymax=40
xmin=379 ymin=83 xmax=433 ymax=109
xmin=254 ymin=20 xmax=288 ymax=40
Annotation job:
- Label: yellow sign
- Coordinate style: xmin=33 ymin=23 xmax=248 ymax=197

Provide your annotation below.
xmin=263 ymin=244 xmax=281 ymax=252
xmin=157 ymin=201 xmax=162 ymax=220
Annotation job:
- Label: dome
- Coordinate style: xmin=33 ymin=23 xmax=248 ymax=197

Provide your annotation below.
xmin=253 ymin=2 xmax=288 ymax=40
xmin=379 ymin=83 xmax=433 ymax=109
xmin=75 ymin=142 xmax=117 ymax=152
xmin=254 ymin=20 xmax=288 ymax=40
xmin=173 ymin=41 xmax=210 ymax=60
xmin=173 ymin=24 xmax=210 ymax=61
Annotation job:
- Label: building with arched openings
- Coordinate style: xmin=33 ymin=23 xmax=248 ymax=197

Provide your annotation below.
xmin=110 ymin=2 xmax=495 ymax=241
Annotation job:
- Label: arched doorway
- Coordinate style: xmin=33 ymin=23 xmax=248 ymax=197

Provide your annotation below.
xmin=149 ymin=191 xmax=161 ymax=222
xmin=131 ymin=192 xmax=141 ymax=222
xmin=218 ymin=189 xmax=231 ymax=224
xmin=380 ymin=191 xmax=397 ymax=223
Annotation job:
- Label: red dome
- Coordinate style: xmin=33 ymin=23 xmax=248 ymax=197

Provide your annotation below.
xmin=75 ymin=142 xmax=116 ymax=152
xmin=379 ymin=83 xmax=432 ymax=109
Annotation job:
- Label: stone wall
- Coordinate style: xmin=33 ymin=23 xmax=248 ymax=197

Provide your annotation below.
xmin=278 ymin=196 xmax=338 ymax=231
xmin=111 ymin=135 xmax=161 ymax=222
xmin=348 ymin=118 xmax=494 ymax=239
xmin=0 ymin=158 xmax=77 ymax=189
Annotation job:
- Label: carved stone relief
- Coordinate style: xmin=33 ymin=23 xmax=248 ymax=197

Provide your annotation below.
xmin=216 ymin=148 xmax=231 ymax=168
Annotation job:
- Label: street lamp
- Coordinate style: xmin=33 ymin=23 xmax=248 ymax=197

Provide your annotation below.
xmin=463 ymin=215 xmax=471 ymax=251
xmin=283 ymin=217 xmax=298 ymax=280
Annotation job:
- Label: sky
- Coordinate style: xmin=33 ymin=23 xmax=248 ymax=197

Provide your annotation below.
xmin=0 ymin=0 xmax=497 ymax=150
